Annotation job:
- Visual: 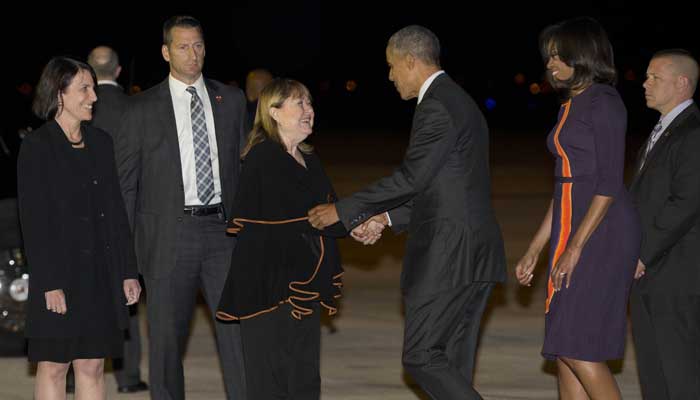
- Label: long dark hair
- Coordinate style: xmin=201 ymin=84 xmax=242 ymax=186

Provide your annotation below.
xmin=539 ymin=17 xmax=616 ymax=99
xmin=32 ymin=56 xmax=97 ymax=121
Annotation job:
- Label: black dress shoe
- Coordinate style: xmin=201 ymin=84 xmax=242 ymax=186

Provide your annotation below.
xmin=117 ymin=381 xmax=149 ymax=393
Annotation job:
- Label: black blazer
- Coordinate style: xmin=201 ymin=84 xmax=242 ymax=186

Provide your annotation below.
xmin=336 ymin=74 xmax=506 ymax=297
xmin=114 ymin=78 xmax=247 ymax=278
xmin=17 ymin=121 xmax=137 ymax=337
xmin=91 ymin=83 xmax=129 ymax=138
xmin=629 ymin=103 xmax=700 ymax=295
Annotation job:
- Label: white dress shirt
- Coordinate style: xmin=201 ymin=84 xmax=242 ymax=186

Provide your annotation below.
xmin=168 ymin=74 xmax=222 ymax=206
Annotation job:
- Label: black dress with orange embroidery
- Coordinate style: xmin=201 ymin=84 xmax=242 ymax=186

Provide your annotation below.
xmin=216 ymin=139 xmax=345 ymax=322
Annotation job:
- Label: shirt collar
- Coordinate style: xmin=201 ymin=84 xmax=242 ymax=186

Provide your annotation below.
xmin=168 ymin=74 xmax=206 ymax=98
xmin=418 ymin=70 xmax=445 ymax=104
xmin=659 ymin=99 xmax=694 ymax=130
xmin=97 ymin=80 xmax=120 ymax=87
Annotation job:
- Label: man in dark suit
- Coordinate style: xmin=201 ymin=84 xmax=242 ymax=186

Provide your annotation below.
xmin=88 ymin=46 xmax=129 ymax=137
xmin=114 ymin=16 xmax=247 ymax=400
xmin=308 ymin=25 xmax=506 ymax=399
xmin=243 ymin=68 xmax=273 ymax=132
xmin=87 ymin=45 xmax=148 ymax=394
xmin=630 ymin=49 xmax=700 ymax=400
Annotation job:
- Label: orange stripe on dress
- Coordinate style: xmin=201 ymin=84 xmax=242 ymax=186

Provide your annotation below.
xmin=546 ymin=100 xmax=573 ymax=314
xmin=553 ymin=100 xmax=572 ymax=178
xmin=545 ymin=183 xmax=572 ymax=313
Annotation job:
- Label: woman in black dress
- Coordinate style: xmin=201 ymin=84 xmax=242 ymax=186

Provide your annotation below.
xmin=217 ymin=79 xmax=344 ymax=399
xmin=17 ymin=57 xmax=140 ymax=399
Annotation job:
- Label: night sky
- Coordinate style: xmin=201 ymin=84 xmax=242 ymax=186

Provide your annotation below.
xmin=5 ymin=3 xmax=699 ymax=135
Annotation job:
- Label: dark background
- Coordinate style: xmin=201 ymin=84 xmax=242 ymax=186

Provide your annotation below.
xmin=2 ymin=2 xmax=698 ymax=198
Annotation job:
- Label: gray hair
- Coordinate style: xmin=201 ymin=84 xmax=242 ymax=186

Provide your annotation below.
xmin=87 ymin=46 xmax=120 ymax=80
xmin=387 ymin=25 xmax=441 ymax=67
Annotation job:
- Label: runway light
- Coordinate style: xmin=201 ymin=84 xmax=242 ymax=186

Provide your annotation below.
xmin=514 ymin=73 xmax=526 ymax=85
xmin=485 ymin=98 xmax=497 ymax=111
xmin=529 ymin=83 xmax=541 ymax=95
xmin=345 ymin=80 xmax=358 ymax=92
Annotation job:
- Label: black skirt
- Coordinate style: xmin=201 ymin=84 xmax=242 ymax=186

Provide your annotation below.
xmin=28 ymin=331 xmax=123 ymax=363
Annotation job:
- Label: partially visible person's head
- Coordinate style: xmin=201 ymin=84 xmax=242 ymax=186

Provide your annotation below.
xmin=87 ymin=46 xmax=121 ymax=81
xmin=162 ymin=15 xmax=205 ymax=84
xmin=643 ymin=49 xmax=699 ymax=115
xmin=539 ymin=17 xmax=616 ymax=98
xmin=32 ymin=56 xmax=98 ymax=122
xmin=245 ymin=69 xmax=274 ymax=103
xmin=242 ymin=78 xmax=313 ymax=157
xmin=386 ymin=25 xmax=441 ymax=100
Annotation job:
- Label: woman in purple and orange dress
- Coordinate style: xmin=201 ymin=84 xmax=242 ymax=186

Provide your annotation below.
xmin=515 ymin=17 xmax=640 ymax=399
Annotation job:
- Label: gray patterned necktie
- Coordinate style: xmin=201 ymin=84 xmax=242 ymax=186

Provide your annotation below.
xmin=640 ymin=120 xmax=663 ymax=170
xmin=186 ymin=86 xmax=215 ymax=204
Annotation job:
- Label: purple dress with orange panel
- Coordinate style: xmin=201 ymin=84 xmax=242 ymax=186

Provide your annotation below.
xmin=543 ymin=83 xmax=640 ymax=361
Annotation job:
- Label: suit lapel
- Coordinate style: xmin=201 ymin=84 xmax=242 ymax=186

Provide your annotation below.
xmin=156 ymin=80 xmax=184 ymax=185
xmin=205 ymin=79 xmax=230 ymax=191
xmin=632 ymin=104 xmax=698 ymax=187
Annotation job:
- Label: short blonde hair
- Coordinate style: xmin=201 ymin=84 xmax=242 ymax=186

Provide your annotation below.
xmin=242 ymin=78 xmax=313 ymax=158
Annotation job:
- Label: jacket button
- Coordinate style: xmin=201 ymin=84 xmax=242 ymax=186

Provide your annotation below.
xmin=177 ymin=217 xmax=183 ymax=222
xmin=99 ymin=212 xmax=105 ymax=218
xmin=93 ymin=179 xmax=98 ymax=185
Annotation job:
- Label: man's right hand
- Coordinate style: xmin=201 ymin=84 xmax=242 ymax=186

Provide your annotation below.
xmin=45 ymin=289 xmax=67 ymax=314
xmin=350 ymin=213 xmax=388 ymax=245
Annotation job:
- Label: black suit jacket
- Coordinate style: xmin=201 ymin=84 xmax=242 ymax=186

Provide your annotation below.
xmin=336 ymin=74 xmax=506 ymax=297
xmin=91 ymin=83 xmax=129 ymax=138
xmin=17 ymin=121 xmax=137 ymax=337
xmin=115 ymin=78 xmax=247 ymax=278
xmin=629 ymin=103 xmax=700 ymax=295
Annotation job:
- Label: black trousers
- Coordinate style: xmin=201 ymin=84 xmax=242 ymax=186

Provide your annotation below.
xmin=402 ymin=282 xmax=494 ymax=400
xmin=144 ymin=214 xmax=246 ymax=400
xmin=240 ymin=303 xmax=320 ymax=400
xmin=112 ymin=302 xmax=143 ymax=386
xmin=630 ymin=285 xmax=700 ymax=400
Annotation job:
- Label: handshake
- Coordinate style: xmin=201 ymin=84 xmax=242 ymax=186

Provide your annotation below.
xmin=307 ymin=204 xmax=389 ymax=246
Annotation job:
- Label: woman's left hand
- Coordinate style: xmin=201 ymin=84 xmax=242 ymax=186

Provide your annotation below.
xmin=551 ymin=246 xmax=581 ymax=291
xmin=123 ymin=279 xmax=141 ymax=305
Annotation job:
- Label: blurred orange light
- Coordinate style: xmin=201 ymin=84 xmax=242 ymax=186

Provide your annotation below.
xmin=624 ymin=69 xmax=636 ymax=81
xmin=529 ymin=83 xmax=541 ymax=95
xmin=345 ymin=80 xmax=358 ymax=92
xmin=514 ymin=73 xmax=526 ymax=85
